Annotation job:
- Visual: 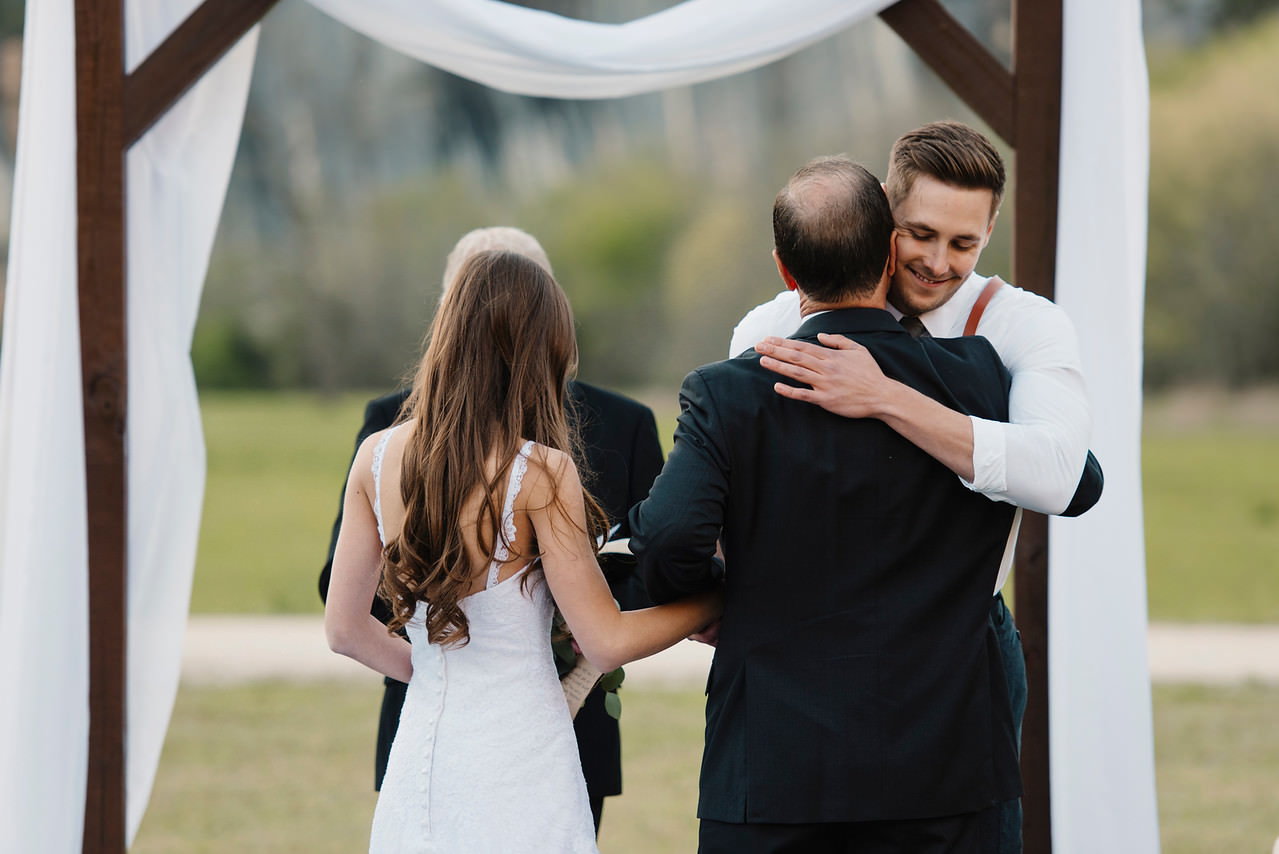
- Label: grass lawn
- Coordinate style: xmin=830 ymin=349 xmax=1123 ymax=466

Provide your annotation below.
xmin=131 ymin=680 xmax=1279 ymax=853
xmin=193 ymin=390 xmax=1279 ymax=622
xmin=1142 ymin=432 xmax=1279 ymax=623
xmin=194 ymin=391 xmax=373 ymax=613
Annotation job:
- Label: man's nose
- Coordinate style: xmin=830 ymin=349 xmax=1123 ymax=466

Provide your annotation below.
xmin=921 ymin=244 xmax=948 ymax=275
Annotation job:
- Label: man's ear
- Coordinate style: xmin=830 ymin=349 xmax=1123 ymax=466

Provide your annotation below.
xmin=773 ymin=248 xmax=799 ymax=292
xmin=983 ymin=209 xmax=999 ymax=247
xmin=886 ymin=230 xmax=898 ymax=280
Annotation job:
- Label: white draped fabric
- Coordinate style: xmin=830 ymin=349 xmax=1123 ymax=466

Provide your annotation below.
xmin=1049 ymin=2 xmax=1159 ymax=851
xmin=0 ymin=0 xmax=257 ymax=849
xmin=0 ymin=0 xmax=1156 ymax=851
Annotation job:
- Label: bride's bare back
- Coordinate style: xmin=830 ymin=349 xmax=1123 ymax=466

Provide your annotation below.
xmin=374 ymin=419 xmax=538 ymax=599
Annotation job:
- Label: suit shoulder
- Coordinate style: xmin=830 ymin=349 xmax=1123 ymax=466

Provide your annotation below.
xmin=365 ymin=388 xmax=410 ymax=422
xmin=680 ymin=356 xmax=766 ymax=407
xmin=925 ymin=333 xmax=1003 ymax=364
xmin=571 ymin=380 xmax=656 ymax=421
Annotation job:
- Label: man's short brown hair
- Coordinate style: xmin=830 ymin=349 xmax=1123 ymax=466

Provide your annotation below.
xmin=885 ymin=121 xmax=1005 ymax=221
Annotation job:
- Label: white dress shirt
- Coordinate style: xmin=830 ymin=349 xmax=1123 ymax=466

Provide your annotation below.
xmin=728 ymin=274 xmax=1093 ymax=592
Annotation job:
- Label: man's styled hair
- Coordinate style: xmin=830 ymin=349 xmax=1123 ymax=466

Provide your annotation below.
xmin=773 ymin=156 xmax=894 ymax=304
xmin=885 ymin=121 xmax=1006 ymax=220
xmin=441 ymin=226 xmax=553 ymax=293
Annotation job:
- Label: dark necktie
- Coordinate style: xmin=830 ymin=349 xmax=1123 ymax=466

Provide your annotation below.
xmin=900 ymin=315 xmax=931 ymax=338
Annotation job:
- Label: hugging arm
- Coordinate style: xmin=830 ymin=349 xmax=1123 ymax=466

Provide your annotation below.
xmin=757 ymin=302 xmax=1100 ymax=516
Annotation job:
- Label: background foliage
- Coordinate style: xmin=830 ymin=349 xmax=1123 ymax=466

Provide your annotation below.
xmin=2 ymin=2 xmax=1277 ymax=390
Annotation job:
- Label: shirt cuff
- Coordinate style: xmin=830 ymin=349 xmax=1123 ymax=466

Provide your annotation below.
xmin=962 ymin=416 xmax=1007 ymax=494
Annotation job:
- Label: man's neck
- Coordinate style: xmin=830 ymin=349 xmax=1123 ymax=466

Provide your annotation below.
xmin=798 ymin=292 xmax=885 ymax=317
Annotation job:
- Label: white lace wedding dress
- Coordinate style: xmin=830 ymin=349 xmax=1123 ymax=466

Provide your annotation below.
xmin=368 ymin=431 xmax=599 ymax=853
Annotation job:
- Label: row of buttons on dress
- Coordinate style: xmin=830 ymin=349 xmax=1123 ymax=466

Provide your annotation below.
xmin=416 ymin=642 xmax=446 ymax=845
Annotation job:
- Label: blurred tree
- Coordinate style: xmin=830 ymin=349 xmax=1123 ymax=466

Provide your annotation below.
xmin=1145 ymin=9 xmax=1279 ymax=388
xmin=533 ymin=159 xmax=695 ymax=388
xmin=661 ymin=196 xmax=777 ymax=377
xmin=1213 ymin=0 xmax=1279 ymax=28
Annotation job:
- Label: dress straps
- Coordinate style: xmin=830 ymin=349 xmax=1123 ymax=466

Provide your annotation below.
xmin=371 ymin=424 xmax=404 ymax=546
xmin=487 ymin=440 xmax=536 ymax=589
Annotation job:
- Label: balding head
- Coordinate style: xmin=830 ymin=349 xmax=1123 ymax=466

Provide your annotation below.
xmin=772 ymin=156 xmax=894 ymax=304
xmin=441 ymin=227 xmax=553 ymax=293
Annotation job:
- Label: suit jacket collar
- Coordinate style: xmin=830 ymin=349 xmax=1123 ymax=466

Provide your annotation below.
xmin=792 ymin=306 xmax=906 ymax=340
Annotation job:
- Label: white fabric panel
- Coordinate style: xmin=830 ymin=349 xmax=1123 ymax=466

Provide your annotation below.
xmin=122 ymin=0 xmax=259 ymax=839
xmin=0 ymin=2 xmax=258 ymax=851
xmin=1050 ymin=1 xmax=1159 ymax=851
xmin=0 ymin=2 xmax=89 ymax=851
xmin=305 ymin=0 xmax=893 ymax=98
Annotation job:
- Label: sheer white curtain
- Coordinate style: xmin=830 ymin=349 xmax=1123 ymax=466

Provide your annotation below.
xmin=0 ymin=0 xmax=257 ymax=849
xmin=0 ymin=1 xmax=1156 ymax=851
xmin=1050 ymin=1 xmax=1158 ymax=850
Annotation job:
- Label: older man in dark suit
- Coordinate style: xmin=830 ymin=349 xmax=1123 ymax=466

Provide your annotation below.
xmin=631 ymin=157 xmax=1020 ymax=853
xmin=318 ymin=227 xmax=664 ymax=832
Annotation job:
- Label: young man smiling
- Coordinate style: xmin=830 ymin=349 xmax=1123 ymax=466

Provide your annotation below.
xmin=728 ymin=121 xmax=1103 ymax=854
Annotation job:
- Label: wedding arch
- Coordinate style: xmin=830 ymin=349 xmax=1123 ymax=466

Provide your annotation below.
xmin=0 ymin=1 xmax=1155 ymax=853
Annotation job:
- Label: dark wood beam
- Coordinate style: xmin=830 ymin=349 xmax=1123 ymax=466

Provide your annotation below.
xmin=123 ymin=0 xmax=280 ymax=146
xmin=75 ymin=0 xmax=127 ymax=851
xmin=878 ymin=0 xmax=1015 ymax=144
xmin=1010 ymin=0 xmax=1064 ymax=851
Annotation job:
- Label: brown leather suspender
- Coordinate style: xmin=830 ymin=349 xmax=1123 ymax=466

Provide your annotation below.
xmin=963 ymin=275 xmax=1006 ymax=336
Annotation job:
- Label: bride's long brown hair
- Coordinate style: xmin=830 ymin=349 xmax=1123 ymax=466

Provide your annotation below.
xmin=379 ymin=250 xmax=607 ymax=645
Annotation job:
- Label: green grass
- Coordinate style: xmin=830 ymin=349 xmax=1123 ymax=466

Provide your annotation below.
xmin=1152 ymin=683 xmax=1279 ymax=854
xmin=131 ymin=681 xmax=1279 ymax=853
xmin=131 ymin=680 xmax=381 ymax=853
xmin=1142 ymin=431 xmax=1279 ymax=622
xmin=191 ymin=390 xmax=1279 ymax=622
xmin=194 ymin=391 xmax=373 ymax=613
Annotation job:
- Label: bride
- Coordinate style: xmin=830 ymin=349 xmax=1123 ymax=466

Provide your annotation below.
xmin=325 ymin=249 xmax=721 ymax=853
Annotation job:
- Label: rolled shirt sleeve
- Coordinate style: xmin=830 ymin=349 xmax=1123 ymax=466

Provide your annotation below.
xmin=960 ymin=287 xmax=1092 ymax=514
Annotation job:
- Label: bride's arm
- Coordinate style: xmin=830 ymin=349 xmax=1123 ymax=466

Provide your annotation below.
xmin=527 ymin=448 xmax=722 ymax=674
xmin=325 ymin=436 xmax=413 ymax=683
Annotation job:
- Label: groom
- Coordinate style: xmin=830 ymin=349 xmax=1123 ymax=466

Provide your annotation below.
xmin=631 ymin=156 xmax=1020 ymax=852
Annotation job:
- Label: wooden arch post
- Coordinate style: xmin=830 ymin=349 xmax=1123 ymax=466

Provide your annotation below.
xmin=74 ymin=4 xmax=282 ymax=852
xmin=73 ymin=1 xmax=1061 ymax=851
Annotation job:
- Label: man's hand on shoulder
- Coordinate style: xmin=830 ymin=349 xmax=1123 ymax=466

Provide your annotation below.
xmin=755 ymin=333 xmax=891 ymax=419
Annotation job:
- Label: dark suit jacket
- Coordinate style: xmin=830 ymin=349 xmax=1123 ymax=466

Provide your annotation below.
xmin=319 ymin=380 xmax=664 ymax=796
xmin=631 ymin=307 xmax=1021 ymax=824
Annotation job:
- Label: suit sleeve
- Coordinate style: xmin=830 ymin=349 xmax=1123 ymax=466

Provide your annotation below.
xmin=318 ymin=396 xmax=399 ymax=610
xmin=624 ymin=405 xmax=665 ymax=529
xmin=1060 ymin=449 xmax=1104 ymax=517
xmin=604 ymin=403 xmax=666 ymax=611
xmin=629 ymin=370 xmax=728 ymax=605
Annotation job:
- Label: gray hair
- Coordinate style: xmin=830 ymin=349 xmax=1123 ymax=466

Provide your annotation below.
xmin=441 ymin=227 xmax=553 ymax=293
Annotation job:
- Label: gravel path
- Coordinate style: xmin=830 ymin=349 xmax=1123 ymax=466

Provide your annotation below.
xmin=181 ymin=616 xmax=1279 ymax=687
